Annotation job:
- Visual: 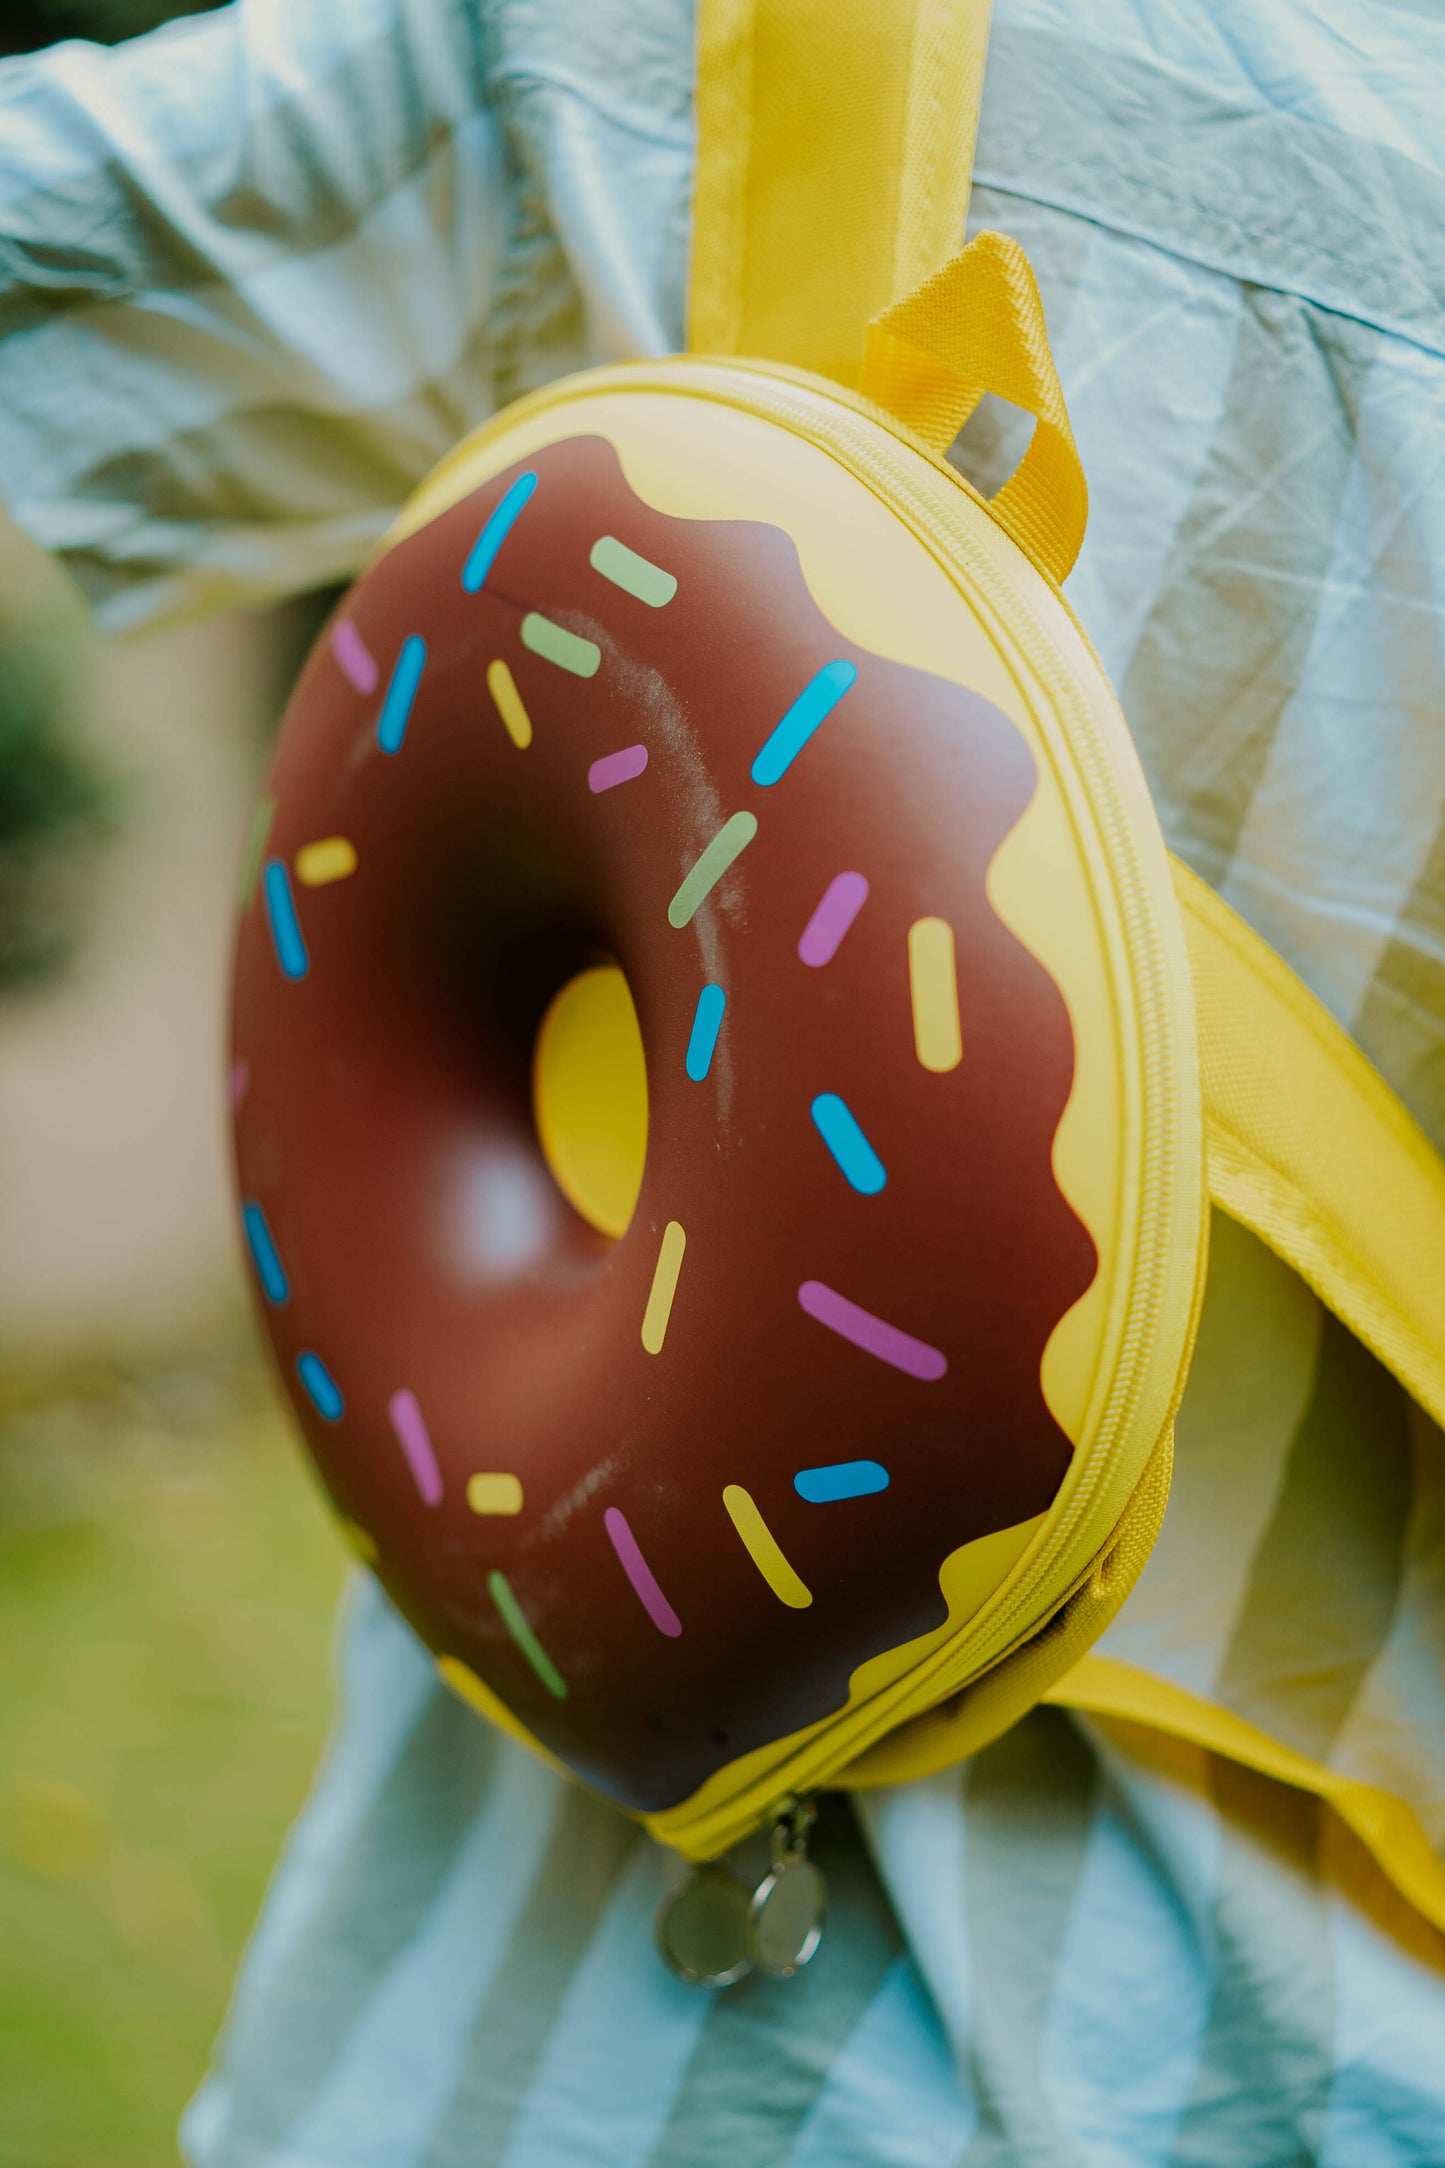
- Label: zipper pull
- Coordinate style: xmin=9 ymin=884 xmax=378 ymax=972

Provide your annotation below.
xmin=748 ymin=1797 xmax=826 ymax=1976
xmin=655 ymin=1796 xmax=827 ymax=1985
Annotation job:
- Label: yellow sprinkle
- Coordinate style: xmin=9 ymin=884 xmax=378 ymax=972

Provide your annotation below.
xmin=641 ymin=1220 xmax=686 ymax=1354
xmin=487 ymin=657 xmax=533 ymax=748
xmin=295 ymin=836 xmax=358 ymax=887
xmin=467 ymin=1472 xmax=524 ymax=1516
xmin=908 ymin=916 xmax=963 ymax=1072
xmin=722 ymin=1485 xmax=813 ymax=1609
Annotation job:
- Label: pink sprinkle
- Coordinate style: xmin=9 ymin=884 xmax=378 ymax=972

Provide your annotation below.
xmin=798 ymin=1280 xmax=947 ymax=1381
xmin=604 ymin=1507 xmax=682 ymax=1636
xmin=389 ymin=1388 xmax=443 ymax=1505
xmin=230 ymin=1058 xmax=250 ymax=1112
xmin=332 ymin=618 xmax=379 ymax=695
xmin=588 ymin=744 xmax=649 ymax=793
xmin=799 ymin=871 xmax=869 ymax=966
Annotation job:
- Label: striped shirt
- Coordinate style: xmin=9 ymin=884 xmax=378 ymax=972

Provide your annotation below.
xmin=2 ymin=1 xmax=1443 ymax=2160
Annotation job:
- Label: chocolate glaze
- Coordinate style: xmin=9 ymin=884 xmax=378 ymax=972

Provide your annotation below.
xmin=231 ymin=433 xmax=1097 ymax=1811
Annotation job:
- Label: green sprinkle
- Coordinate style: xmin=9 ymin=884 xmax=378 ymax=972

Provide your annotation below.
xmin=238 ymin=796 xmax=275 ymax=911
xmin=520 ymin=612 xmax=601 ymax=678
xmin=667 ymin=811 xmax=759 ymax=928
xmin=589 ymin=534 xmax=678 ymax=608
xmin=488 ymin=1569 xmax=568 ymax=1698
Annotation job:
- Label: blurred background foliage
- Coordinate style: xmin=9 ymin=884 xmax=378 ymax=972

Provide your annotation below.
xmin=0 ymin=1359 xmax=343 ymax=2168
xmin=0 ymin=7 xmax=348 ymax=2165
xmin=0 ymin=541 xmax=113 ymax=991
xmin=0 ymin=0 xmax=226 ymax=58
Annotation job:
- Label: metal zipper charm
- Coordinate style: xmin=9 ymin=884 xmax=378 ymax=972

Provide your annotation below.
xmin=656 ymin=1797 xmax=827 ymax=1987
xmin=655 ymin=1861 xmax=754 ymax=1987
xmin=748 ymin=1799 xmax=826 ymax=1976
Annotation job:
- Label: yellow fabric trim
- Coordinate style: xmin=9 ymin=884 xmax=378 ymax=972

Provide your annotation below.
xmin=835 ymin=1420 xmax=1175 ymax=1793
xmin=858 ymin=231 xmax=1089 ymax=583
xmin=689 ymin=0 xmax=990 ymax=384
xmin=1175 ymin=857 xmax=1445 ymax=1437
xmin=1045 ymin=1655 xmax=1445 ymax=1937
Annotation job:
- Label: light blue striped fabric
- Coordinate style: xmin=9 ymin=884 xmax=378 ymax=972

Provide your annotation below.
xmin=3 ymin=2 xmax=1445 ymax=2160
xmin=179 ymin=1562 xmax=1445 ymax=2166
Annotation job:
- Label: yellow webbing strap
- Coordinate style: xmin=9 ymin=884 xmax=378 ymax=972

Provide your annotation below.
xmin=690 ymin=0 xmax=990 ymax=386
xmin=1044 ymin=1657 xmax=1445 ymax=1934
xmin=1175 ymin=857 xmax=1445 ymax=1436
xmin=1040 ymin=892 xmax=1445 ymax=1934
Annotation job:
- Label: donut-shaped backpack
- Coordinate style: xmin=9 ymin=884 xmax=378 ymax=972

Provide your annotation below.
xmin=229 ymin=0 xmax=1445 ymax=1880
xmin=231 ymin=335 xmax=1204 ymax=1846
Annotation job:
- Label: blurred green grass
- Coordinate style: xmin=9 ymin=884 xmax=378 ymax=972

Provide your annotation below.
xmin=0 ymin=1343 xmax=345 ymax=2167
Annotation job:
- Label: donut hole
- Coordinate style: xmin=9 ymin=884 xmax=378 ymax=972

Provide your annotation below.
xmin=403 ymin=818 xmax=641 ymax=1263
xmin=532 ymin=964 xmax=648 ymax=1239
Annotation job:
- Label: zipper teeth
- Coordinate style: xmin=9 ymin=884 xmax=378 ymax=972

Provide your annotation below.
xmin=683 ymin=363 xmax=1182 ymax=1692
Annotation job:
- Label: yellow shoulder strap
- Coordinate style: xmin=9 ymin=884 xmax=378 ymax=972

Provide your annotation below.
xmin=690 ymin=0 xmax=990 ymax=384
xmin=1050 ymin=867 xmax=1445 ymax=1919
xmin=1173 ymin=856 xmax=1445 ymax=1433
xmin=1045 ymin=1655 xmax=1445 ymax=1933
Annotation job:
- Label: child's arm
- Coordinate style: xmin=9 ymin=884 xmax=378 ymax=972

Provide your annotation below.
xmin=0 ymin=0 xmax=508 ymax=632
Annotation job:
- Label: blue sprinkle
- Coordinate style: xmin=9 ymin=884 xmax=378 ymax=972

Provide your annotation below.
xmin=685 ymin=983 xmax=727 ymax=1081
xmin=810 ymin=1092 xmax=887 ymax=1194
xmin=242 ymin=1201 xmax=289 ymax=1304
xmin=263 ymin=860 xmax=308 ymax=980
xmin=794 ymin=1460 xmax=891 ymax=1504
xmin=297 ymin=1351 xmax=344 ymax=1422
xmin=462 ymin=471 xmax=539 ymax=593
xmin=377 ymin=634 xmax=427 ymax=754
xmin=751 ymin=660 xmax=857 ymax=786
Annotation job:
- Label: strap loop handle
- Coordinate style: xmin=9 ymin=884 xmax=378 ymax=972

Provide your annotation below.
xmin=859 ymin=229 xmax=1090 ymax=585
